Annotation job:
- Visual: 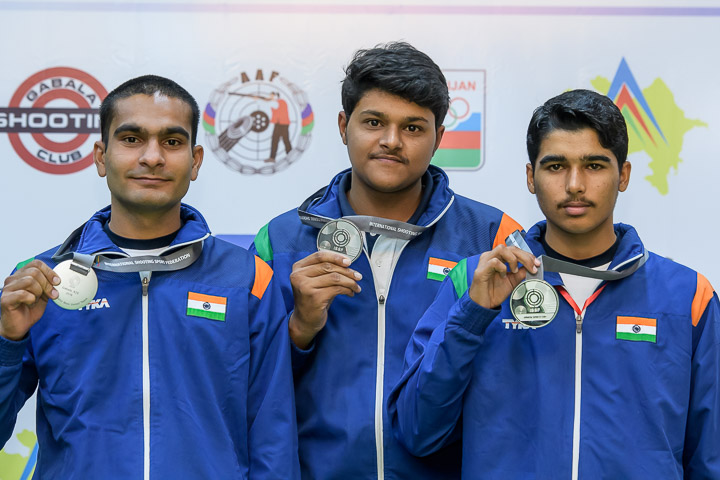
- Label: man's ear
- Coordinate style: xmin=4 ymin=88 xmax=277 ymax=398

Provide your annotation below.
xmin=94 ymin=140 xmax=107 ymax=177
xmin=618 ymin=161 xmax=631 ymax=192
xmin=432 ymin=125 xmax=445 ymax=154
xmin=190 ymin=145 xmax=204 ymax=181
xmin=338 ymin=111 xmax=348 ymax=145
xmin=526 ymin=163 xmax=536 ymax=194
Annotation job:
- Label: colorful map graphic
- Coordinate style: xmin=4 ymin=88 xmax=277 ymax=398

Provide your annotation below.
xmin=0 ymin=430 xmax=37 ymax=480
xmin=592 ymin=58 xmax=706 ymax=195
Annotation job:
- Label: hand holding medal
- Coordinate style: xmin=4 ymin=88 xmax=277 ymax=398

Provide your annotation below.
xmin=468 ymin=241 xmax=540 ymax=313
xmin=0 ymin=260 xmax=62 ymax=341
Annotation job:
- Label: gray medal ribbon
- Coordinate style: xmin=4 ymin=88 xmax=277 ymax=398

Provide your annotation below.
xmin=298 ymin=209 xmax=426 ymax=241
xmin=52 ymin=223 xmax=204 ymax=274
xmin=505 ymin=230 xmax=648 ymax=282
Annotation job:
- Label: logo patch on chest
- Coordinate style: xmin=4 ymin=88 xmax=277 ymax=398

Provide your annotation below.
xmin=616 ymin=316 xmax=656 ymax=343
xmin=187 ymin=292 xmax=227 ymax=321
xmin=427 ymin=257 xmax=458 ymax=281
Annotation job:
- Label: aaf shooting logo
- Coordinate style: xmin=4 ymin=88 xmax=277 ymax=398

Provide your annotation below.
xmin=432 ymin=69 xmax=486 ymax=171
xmin=0 ymin=67 xmax=107 ymax=174
xmin=203 ymin=70 xmax=314 ymax=175
xmin=591 ymin=58 xmax=706 ymax=195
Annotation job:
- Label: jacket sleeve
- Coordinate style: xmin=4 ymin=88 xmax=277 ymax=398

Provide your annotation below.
xmin=387 ymin=266 xmax=498 ymax=457
xmin=246 ymin=257 xmax=300 ymax=479
xmin=250 ymin=222 xmax=315 ymax=373
xmin=0 ymin=335 xmax=38 ymax=447
xmin=683 ymin=289 xmax=720 ymax=479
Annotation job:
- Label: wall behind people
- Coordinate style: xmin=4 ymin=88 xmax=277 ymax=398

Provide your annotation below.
xmin=0 ymin=1 xmax=717 ymax=476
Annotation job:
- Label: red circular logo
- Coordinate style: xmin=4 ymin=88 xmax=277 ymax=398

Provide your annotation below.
xmin=4 ymin=67 xmax=107 ymax=174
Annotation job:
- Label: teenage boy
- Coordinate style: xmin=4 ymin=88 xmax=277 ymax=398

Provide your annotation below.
xmin=0 ymin=75 xmax=299 ymax=479
xmin=250 ymin=42 xmax=521 ymax=479
xmin=389 ymin=89 xmax=720 ymax=479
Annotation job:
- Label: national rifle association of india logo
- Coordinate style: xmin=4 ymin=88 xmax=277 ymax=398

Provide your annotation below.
xmin=203 ymin=70 xmax=314 ymax=175
xmin=0 ymin=67 xmax=107 ymax=174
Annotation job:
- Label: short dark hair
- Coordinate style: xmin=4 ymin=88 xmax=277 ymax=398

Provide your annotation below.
xmin=100 ymin=75 xmax=200 ymax=146
xmin=526 ymin=89 xmax=628 ymax=169
xmin=341 ymin=42 xmax=449 ymax=129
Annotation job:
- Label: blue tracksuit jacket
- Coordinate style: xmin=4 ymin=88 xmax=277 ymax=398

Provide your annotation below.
xmin=389 ymin=221 xmax=720 ymax=479
xmin=0 ymin=204 xmax=299 ymax=479
xmin=250 ymin=166 xmax=521 ymax=479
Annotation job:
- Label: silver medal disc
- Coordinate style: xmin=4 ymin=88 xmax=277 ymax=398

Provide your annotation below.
xmin=510 ymin=278 xmax=559 ymax=328
xmin=52 ymin=260 xmax=98 ymax=310
xmin=317 ymin=219 xmax=363 ymax=263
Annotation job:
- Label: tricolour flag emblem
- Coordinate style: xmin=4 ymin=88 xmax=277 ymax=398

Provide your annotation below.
xmin=187 ymin=292 xmax=227 ymax=322
xmin=427 ymin=257 xmax=458 ymax=281
xmin=616 ymin=316 xmax=656 ymax=343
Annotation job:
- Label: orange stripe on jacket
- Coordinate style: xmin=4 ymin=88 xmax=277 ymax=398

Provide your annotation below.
xmin=251 ymin=255 xmax=274 ymax=299
xmin=492 ymin=213 xmax=524 ymax=249
xmin=692 ymin=272 xmax=715 ymax=327
xmin=617 ymin=316 xmax=656 ymax=327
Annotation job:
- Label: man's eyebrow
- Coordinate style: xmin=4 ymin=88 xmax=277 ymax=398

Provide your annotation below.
xmin=359 ymin=110 xmax=430 ymax=124
xmin=161 ymin=126 xmax=190 ymax=139
xmin=405 ymin=116 xmax=430 ymax=124
xmin=360 ymin=109 xmax=388 ymax=119
xmin=538 ymin=154 xmax=566 ymax=165
xmin=582 ymin=154 xmax=613 ymax=163
xmin=112 ymin=124 xmax=190 ymax=140
xmin=113 ymin=123 xmax=145 ymax=137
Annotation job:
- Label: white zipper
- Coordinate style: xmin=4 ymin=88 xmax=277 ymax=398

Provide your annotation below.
xmin=571 ymin=311 xmax=584 ymax=480
xmin=375 ymin=293 xmax=386 ymax=480
xmin=369 ymin=237 xmax=409 ymax=480
xmin=140 ymin=271 xmax=152 ymax=480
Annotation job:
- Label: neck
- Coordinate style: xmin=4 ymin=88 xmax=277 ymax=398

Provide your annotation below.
xmin=544 ymin=221 xmax=616 ymax=260
xmin=108 ymin=202 xmax=182 ymax=239
xmin=347 ymin=174 xmax=422 ymax=222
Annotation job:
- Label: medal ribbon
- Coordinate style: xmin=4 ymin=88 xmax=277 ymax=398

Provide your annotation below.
xmin=298 ymin=209 xmax=426 ymax=241
xmin=505 ymin=230 xmax=648 ymax=282
xmin=52 ymin=223 xmax=205 ymax=274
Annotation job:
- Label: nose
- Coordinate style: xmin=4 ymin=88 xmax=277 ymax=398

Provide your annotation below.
xmin=139 ymin=138 xmax=165 ymax=169
xmin=379 ymin=125 xmax=402 ymax=151
xmin=566 ymin=165 xmax=585 ymax=194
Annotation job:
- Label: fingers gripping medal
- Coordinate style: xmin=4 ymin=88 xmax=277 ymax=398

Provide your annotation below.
xmin=506 ymin=231 xmax=558 ymax=328
xmin=52 ymin=260 xmax=98 ymax=310
xmin=317 ymin=219 xmax=363 ymax=263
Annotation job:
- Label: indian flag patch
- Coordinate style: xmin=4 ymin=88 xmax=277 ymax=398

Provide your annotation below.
xmin=616 ymin=316 xmax=656 ymax=343
xmin=187 ymin=292 xmax=227 ymax=322
xmin=427 ymin=257 xmax=458 ymax=281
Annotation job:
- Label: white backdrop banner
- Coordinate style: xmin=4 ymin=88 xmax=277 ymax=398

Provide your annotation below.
xmin=1 ymin=1 xmax=718 ymax=476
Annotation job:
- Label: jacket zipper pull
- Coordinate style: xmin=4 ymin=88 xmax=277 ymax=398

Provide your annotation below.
xmin=378 ymin=295 xmax=385 ymax=305
xmin=576 ymin=314 xmax=583 ymax=334
xmin=141 ymin=272 xmax=151 ymax=296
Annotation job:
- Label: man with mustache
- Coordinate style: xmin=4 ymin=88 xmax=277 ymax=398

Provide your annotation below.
xmin=0 ymin=75 xmax=299 ymax=478
xmin=250 ymin=42 xmax=522 ymax=479
xmin=389 ymin=89 xmax=720 ymax=478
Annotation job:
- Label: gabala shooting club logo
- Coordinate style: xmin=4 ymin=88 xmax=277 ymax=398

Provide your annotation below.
xmin=0 ymin=67 xmax=107 ymax=174
xmin=203 ymin=69 xmax=314 ymax=175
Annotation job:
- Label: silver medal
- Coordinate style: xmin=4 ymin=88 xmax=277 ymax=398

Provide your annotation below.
xmin=317 ymin=219 xmax=363 ymax=263
xmin=510 ymin=278 xmax=559 ymax=328
xmin=52 ymin=260 xmax=98 ymax=310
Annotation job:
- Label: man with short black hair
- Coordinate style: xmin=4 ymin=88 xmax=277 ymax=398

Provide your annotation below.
xmin=251 ymin=42 xmax=521 ymax=479
xmin=389 ymin=89 xmax=720 ymax=479
xmin=0 ymin=75 xmax=299 ymax=478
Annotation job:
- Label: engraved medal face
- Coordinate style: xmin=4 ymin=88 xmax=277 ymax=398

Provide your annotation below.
xmin=317 ymin=219 xmax=363 ymax=263
xmin=510 ymin=278 xmax=559 ymax=328
xmin=52 ymin=260 xmax=98 ymax=310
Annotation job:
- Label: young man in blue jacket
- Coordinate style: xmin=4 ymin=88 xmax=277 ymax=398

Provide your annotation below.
xmin=250 ymin=42 xmax=521 ymax=479
xmin=389 ymin=89 xmax=720 ymax=479
xmin=0 ymin=75 xmax=299 ymax=479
